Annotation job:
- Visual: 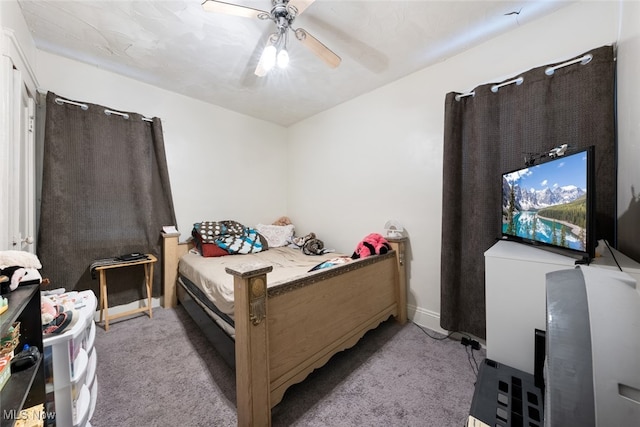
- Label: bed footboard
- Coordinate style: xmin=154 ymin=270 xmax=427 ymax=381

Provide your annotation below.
xmin=162 ymin=233 xmax=408 ymax=427
xmin=227 ymin=237 xmax=407 ymax=426
xmin=388 ymin=238 xmax=407 ymax=324
xmin=226 ymin=263 xmax=274 ymax=426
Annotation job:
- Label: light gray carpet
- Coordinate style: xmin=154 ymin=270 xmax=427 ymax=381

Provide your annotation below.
xmin=91 ymin=306 xmax=483 ymax=426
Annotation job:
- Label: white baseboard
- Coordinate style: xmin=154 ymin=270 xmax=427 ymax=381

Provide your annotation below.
xmin=408 ymin=304 xmax=486 ymax=347
xmin=408 ymin=304 xmax=448 ymax=335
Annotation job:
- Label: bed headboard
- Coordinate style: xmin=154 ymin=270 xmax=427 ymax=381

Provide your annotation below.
xmin=161 ymin=232 xmax=191 ymax=308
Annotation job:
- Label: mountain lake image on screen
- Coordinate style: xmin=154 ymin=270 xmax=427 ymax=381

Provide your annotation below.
xmin=502 ymin=148 xmax=592 ymax=256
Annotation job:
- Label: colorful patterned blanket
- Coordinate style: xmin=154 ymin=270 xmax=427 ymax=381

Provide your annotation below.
xmin=193 ymin=220 xmax=267 ymax=254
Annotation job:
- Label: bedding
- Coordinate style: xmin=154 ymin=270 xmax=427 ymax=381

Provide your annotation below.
xmin=192 ymin=220 xmax=267 ymax=255
xmin=255 ymin=223 xmax=295 ymax=247
xmin=178 ymin=246 xmax=349 ymax=321
xmin=200 ymin=243 xmax=229 ymax=258
xmin=178 ymin=275 xmax=236 ymax=338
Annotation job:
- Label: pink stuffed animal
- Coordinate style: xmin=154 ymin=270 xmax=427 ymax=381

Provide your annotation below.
xmin=352 ymin=233 xmax=391 ymax=259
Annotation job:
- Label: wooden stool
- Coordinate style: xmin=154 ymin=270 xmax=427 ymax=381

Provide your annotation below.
xmin=95 ymin=254 xmax=157 ymax=331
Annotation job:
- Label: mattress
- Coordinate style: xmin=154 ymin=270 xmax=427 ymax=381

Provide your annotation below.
xmin=178 ymin=247 xmax=347 ymax=321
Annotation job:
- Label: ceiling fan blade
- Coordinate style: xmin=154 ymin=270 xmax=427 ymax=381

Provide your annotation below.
xmin=294 ymin=28 xmax=341 ymax=69
xmin=287 ymin=0 xmax=315 ymax=16
xmin=201 ymin=0 xmax=267 ymax=19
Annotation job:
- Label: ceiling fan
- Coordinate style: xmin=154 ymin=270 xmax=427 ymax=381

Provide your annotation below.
xmin=202 ymin=0 xmax=341 ymax=76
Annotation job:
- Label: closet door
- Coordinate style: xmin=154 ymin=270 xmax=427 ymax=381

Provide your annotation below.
xmin=0 ymin=55 xmax=13 ymax=250
xmin=17 ymin=70 xmax=36 ymax=252
xmin=0 ymin=60 xmax=36 ymax=252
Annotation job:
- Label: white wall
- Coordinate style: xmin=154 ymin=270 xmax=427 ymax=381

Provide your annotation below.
xmin=1 ymin=0 xmax=37 ymax=68
xmin=616 ymin=0 xmax=640 ymax=261
xmin=287 ymin=1 xmax=625 ymax=333
xmin=35 ymin=52 xmax=289 ymax=237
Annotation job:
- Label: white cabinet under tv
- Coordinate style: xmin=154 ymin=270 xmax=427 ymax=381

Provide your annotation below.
xmin=485 ymin=239 xmax=640 ymax=374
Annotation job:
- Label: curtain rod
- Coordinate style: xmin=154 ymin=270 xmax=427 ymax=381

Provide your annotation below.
xmin=55 ymin=97 xmax=88 ymax=110
xmin=53 ymin=96 xmax=153 ymax=122
xmin=491 ymin=76 xmax=524 ymax=93
xmin=545 ymin=53 xmax=593 ymax=76
xmin=455 ymin=91 xmax=475 ymax=101
xmin=104 ymin=108 xmax=129 ymax=120
xmin=455 ymin=52 xmax=595 ymax=101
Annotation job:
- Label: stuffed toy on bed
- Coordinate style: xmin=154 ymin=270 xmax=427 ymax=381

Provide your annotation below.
xmin=351 ymin=233 xmax=391 ymax=259
xmin=290 ymin=232 xmax=331 ymax=256
xmin=272 ymin=216 xmax=292 ymax=226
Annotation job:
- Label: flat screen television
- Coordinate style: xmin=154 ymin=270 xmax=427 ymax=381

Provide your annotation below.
xmin=501 ymin=146 xmax=595 ymax=261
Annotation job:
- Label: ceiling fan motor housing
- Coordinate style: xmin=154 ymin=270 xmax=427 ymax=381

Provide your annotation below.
xmin=267 ymin=0 xmax=296 ymax=28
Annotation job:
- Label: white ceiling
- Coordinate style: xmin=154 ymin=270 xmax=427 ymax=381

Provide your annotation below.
xmin=17 ymin=0 xmax=573 ymax=127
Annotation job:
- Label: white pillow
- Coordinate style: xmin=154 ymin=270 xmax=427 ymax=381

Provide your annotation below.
xmin=256 ymin=224 xmax=295 ymax=248
xmin=0 ymin=250 xmax=42 ymax=269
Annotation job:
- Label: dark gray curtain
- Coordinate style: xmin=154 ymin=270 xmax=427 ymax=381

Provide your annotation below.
xmin=440 ymin=45 xmax=616 ymax=339
xmin=38 ymin=92 xmax=176 ymax=306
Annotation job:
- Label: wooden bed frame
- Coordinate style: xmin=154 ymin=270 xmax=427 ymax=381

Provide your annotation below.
xmin=161 ymin=233 xmax=408 ymax=426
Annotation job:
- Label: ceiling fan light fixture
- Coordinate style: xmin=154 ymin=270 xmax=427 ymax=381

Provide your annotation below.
xmin=261 ymin=44 xmax=277 ymax=71
xmin=277 ymin=49 xmax=289 ymax=68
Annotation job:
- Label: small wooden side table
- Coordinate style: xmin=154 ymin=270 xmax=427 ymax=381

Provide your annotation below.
xmin=95 ymin=254 xmax=157 ymax=331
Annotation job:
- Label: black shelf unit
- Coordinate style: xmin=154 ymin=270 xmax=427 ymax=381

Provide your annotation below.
xmin=469 ymin=359 xmax=544 ymax=427
xmin=1 ymin=284 xmax=46 ymax=427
